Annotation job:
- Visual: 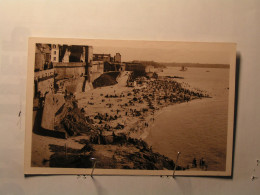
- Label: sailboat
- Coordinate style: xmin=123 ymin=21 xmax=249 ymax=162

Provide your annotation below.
xmin=180 ymin=66 xmax=187 ymax=71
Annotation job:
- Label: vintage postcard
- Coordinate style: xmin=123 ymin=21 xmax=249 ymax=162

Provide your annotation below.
xmin=25 ymin=38 xmax=236 ymax=176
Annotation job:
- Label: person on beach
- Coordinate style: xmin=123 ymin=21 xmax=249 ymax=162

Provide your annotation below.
xmin=192 ymin=158 xmax=197 ymax=168
xmin=200 ymin=158 xmax=205 ymax=168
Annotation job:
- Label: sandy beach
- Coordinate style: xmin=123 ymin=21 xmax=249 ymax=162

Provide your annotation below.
xmin=31 ymin=68 xmax=211 ymax=170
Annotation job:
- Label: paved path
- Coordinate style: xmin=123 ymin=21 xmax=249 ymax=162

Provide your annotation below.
xmin=117 ymin=71 xmax=130 ymax=87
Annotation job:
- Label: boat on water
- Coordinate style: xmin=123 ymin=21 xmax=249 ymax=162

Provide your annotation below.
xmin=180 ymin=66 xmax=187 ymax=71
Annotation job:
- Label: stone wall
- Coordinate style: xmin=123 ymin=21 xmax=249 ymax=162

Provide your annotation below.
xmin=63 ymin=77 xmax=85 ymax=94
xmin=37 ymin=78 xmax=54 ymax=97
xmin=54 ymin=62 xmax=86 ymax=80
xmin=89 ymin=72 xmax=103 ymax=82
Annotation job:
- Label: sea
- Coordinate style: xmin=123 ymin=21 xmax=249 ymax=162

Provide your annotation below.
xmin=145 ymin=66 xmax=230 ymax=171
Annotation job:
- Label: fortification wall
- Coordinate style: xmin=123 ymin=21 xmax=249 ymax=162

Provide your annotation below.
xmin=90 ymin=72 xmax=102 ymax=82
xmin=55 ymin=67 xmax=85 ymax=80
xmin=64 ymin=77 xmax=85 ymax=94
xmin=37 ymin=77 xmax=54 ymax=97
xmin=54 ymin=62 xmax=86 ymax=80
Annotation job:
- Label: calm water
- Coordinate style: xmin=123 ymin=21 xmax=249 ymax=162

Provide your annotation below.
xmin=145 ymin=67 xmax=230 ymax=171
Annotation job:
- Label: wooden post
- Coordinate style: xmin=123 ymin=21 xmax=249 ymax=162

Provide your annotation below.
xmin=173 ymin=152 xmax=181 ymax=178
xmin=65 ymin=143 xmax=67 ymax=159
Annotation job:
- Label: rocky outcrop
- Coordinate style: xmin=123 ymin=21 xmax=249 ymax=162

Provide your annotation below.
xmin=54 ymin=96 xmax=94 ymax=137
xmin=92 ymin=72 xmax=120 ymax=88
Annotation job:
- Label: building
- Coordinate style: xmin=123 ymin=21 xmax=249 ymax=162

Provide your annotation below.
xmin=34 ymin=44 xmax=55 ymax=98
xmin=51 ymin=44 xmax=59 ymax=63
xmin=93 ymin=52 xmax=125 ymax=73
xmin=34 ymin=44 xmax=94 ymax=97
xmin=125 ymin=62 xmax=146 ymax=72
xmin=114 ymin=53 xmax=121 ymax=63
xmin=93 ymin=54 xmax=111 ymax=62
xmin=33 ymin=44 xmax=94 ymax=136
xmin=35 ymin=44 xmax=52 ymax=71
xmin=61 ymin=47 xmax=70 ymax=63
xmin=88 ymin=61 xmax=104 ymax=82
xmin=54 ymin=45 xmax=93 ymax=79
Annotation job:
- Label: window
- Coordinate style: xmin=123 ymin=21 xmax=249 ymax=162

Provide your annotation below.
xmin=54 ymin=57 xmax=56 ymax=61
xmin=45 ymin=53 xmax=50 ymax=61
xmin=54 ymin=51 xmax=56 ymax=55
xmin=53 ymin=45 xmax=56 ymax=49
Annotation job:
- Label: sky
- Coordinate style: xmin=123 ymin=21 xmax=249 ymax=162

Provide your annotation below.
xmin=33 ymin=38 xmax=235 ymax=64
xmin=91 ymin=40 xmax=236 ymax=64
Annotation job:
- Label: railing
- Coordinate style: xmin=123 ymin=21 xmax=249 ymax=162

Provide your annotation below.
xmin=34 ymin=69 xmax=54 ymax=81
xmin=54 ymin=62 xmax=86 ymax=67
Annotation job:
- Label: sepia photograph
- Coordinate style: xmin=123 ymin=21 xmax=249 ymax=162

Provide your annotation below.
xmin=25 ymin=38 xmax=236 ymax=176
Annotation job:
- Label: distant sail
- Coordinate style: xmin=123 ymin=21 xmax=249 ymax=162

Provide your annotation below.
xmin=180 ymin=66 xmax=187 ymax=71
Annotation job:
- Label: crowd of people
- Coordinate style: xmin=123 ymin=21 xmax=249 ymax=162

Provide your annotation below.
xmin=191 ymin=157 xmax=208 ymax=170
xmin=79 ymin=77 xmax=210 ymax=138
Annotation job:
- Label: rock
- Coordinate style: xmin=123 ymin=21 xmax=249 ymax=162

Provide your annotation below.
xmin=103 ymin=135 xmax=114 ymax=144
